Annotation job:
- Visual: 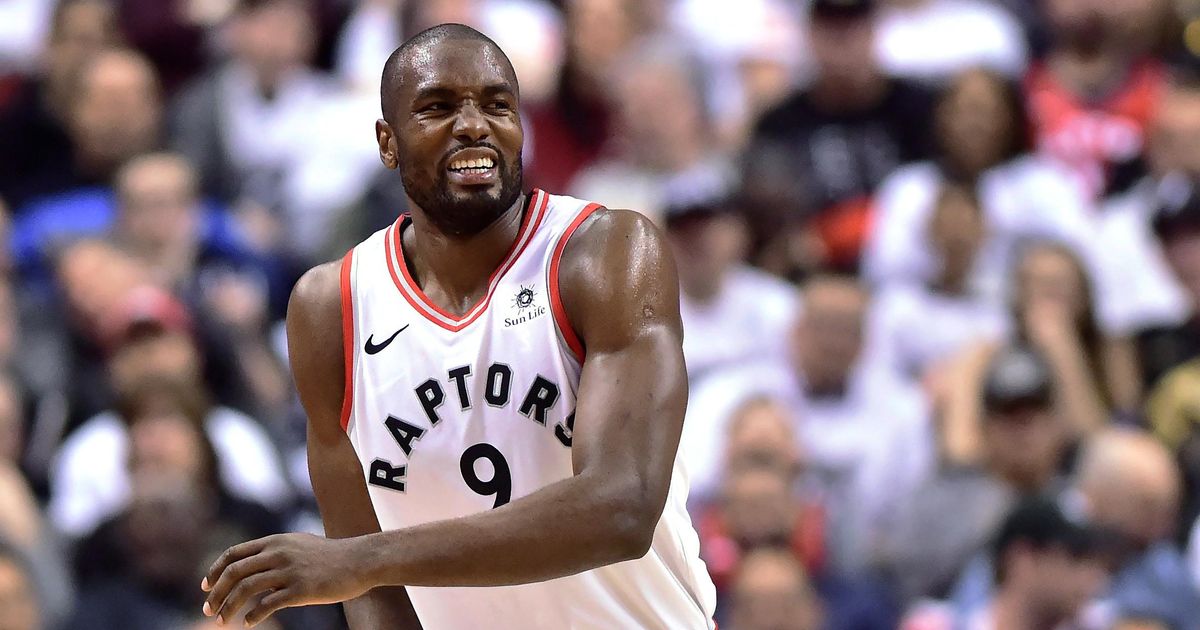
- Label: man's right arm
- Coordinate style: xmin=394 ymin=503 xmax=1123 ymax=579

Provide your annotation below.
xmin=286 ymin=261 xmax=422 ymax=630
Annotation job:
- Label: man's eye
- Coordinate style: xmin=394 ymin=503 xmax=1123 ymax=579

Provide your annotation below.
xmin=488 ymin=101 xmax=511 ymax=111
xmin=421 ymin=103 xmax=449 ymax=112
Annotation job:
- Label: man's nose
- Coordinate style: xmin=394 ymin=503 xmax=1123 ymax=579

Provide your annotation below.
xmin=453 ymin=102 xmax=489 ymax=144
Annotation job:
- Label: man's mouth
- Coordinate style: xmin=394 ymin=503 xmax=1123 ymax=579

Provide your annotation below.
xmin=448 ymin=156 xmax=495 ymax=174
xmin=445 ymin=152 xmax=499 ymax=186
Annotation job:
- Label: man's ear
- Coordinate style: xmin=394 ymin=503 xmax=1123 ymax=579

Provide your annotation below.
xmin=376 ymin=119 xmax=399 ymax=170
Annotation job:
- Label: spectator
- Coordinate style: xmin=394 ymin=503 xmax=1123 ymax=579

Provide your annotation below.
xmin=864 ymin=67 xmax=1096 ymax=307
xmin=1141 ymin=174 xmax=1200 ymax=388
xmin=0 ymin=0 xmax=120 ymax=210
xmin=1073 ymin=429 xmax=1200 ymax=629
xmin=684 ymin=274 xmax=932 ymax=575
xmin=743 ymin=0 xmax=936 ymax=273
xmin=524 ymin=0 xmax=639 ymax=192
xmin=874 ymin=0 xmax=1029 ymax=83
xmin=569 ymin=37 xmax=730 ymax=222
xmin=662 ymin=176 xmax=798 ymax=385
xmin=48 ymin=291 xmax=289 ymax=540
xmin=941 ymin=241 xmax=1141 ymax=464
xmin=1027 ymin=0 xmax=1171 ymax=201
xmin=170 ymin=0 xmax=357 ymax=256
xmin=868 ymin=183 xmax=1007 ymax=382
xmin=884 ymin=343 xmax=1069 ymax=602
xmin=902 ymin=496 xmax=1110 ymax=630
xmin=0 ymin=541 xmax=40 ymax=630
xmin=728 ymin=549 xmax=823 ymax=630
xmin=10 ymin=46 xmax=161 ymax=219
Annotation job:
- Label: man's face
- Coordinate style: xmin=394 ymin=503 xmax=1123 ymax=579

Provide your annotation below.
xmin=616 ymin=62 xmax=704 ymax=169
xmin=117 ymin=158 xmax=201 ymax=256
xmin=380 ymin=39 xmax=524 ymax=236
xmin=984 ymin=405 xmax=1064 ymax=489
xmin=109 ymin=332 xmax=202 ymax=397
xmin=730 ymin=553 xmax=822 ymax=630
xmin=808 ymin=15 xmax=874 ymax=82
xmin=45 ymin=0 xmax=118 ymax=87
xmin=0 ymin=557 xmax=38 ymax=630
xmin=230 ymin=0 xmax=315 ymax=82
xmin=71 ymin=53 xmax=161 ymax=172
xmin=793 ymin=280 xmax=866 ymax=391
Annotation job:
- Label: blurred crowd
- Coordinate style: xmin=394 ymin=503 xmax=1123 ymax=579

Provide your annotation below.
xmin=2 ymin=0 xmax=1200 ymax=628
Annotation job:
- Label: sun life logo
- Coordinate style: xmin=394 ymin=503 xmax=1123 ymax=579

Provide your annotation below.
xmin=514 ymin=285 xmax=536 ymax=312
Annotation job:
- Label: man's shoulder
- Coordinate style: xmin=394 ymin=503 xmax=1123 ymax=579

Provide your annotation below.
xmin=751 ymin=90 xmax=817 ymax=137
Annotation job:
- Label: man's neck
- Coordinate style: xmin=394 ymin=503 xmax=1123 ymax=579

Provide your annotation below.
xmin=402 ymin=195 xmax=528 ymax=315
xmin=808 ymin=71 xmax=888 ymax=113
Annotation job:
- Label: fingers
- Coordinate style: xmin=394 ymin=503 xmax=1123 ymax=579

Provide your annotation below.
xmin=204 ymin=548 xmax=279 ymax=622
xmin=215 ymin=571 xmax=285 ymax=625
xmin=205 ymin=537 xmax=271 ymax=591
xmin=244 ymin=588 xmax=295 ymax=628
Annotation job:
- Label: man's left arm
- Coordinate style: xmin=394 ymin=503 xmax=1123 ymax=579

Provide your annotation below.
xmin=202 ymin=209 xmax=689 ymax=624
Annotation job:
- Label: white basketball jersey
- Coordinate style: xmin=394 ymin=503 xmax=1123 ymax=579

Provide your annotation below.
xmin=339 ymin=190 xmax=717 ymax=629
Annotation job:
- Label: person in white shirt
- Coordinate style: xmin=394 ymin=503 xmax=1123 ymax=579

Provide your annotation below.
xmin=662 ymin=176 xmax=800 ymax=385
xmin=865 ymin=67 xmax=1098 ymax=308
xmin=681 ymin=274 xmax=932 ymax=573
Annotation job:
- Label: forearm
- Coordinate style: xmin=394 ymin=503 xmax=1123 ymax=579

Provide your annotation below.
xmin=357 ymin=472 xmax=652 ymax=588
xmin=1043 ymin=339 xmax=1109 ymax=435
xmin=343 ymin=587 xmax=422 ymax=630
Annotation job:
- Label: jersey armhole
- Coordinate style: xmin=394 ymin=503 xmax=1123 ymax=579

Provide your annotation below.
xmin=339 ymin=248 xmax=355 ymax=432
xmin=548 ymin=203 xmax=604 ymax=363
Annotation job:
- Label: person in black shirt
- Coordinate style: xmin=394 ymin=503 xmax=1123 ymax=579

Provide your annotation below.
xmin=742 ymin=0 xmax=935 ymax=275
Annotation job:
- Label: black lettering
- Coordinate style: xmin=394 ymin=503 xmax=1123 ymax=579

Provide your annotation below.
xmin=485 ymin=363 xmax=512 ymax=407
xmin=555 ymin=411 xmax=576 ymax=447
xmin=367 ymin=459 xmax=407 ymax=492
xmin=447 ymin=366 xmax=472 ymax=409
xmin=518 ymin=375 xmax=560 ymax=425
xmin=415 ymin=379 xmax=445 ymax=425
xmin=384 ymin=415 xmax=426 ymax=456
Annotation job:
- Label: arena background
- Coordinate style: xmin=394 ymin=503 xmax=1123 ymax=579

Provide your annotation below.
xmin=2 ymin=0 xmax=1200 ymax=628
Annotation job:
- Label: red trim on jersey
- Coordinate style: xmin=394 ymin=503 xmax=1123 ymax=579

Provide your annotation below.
xmin=549 ymin=203 xmax=603 ymax=362
xmin=339 ymin=249 xmax=355 ymax=432
xmin=385 ymin=190 xmax=549 ymax=332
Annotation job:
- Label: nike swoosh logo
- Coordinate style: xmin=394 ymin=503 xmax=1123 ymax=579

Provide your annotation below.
xmin=364 ymin=325 xmax=409 ymax=355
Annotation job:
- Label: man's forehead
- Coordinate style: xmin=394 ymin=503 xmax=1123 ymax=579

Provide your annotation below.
xmin=404 ymin=39 xmax=515 ymax=94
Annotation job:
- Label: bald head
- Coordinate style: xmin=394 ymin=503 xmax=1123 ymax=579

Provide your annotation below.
xmin=1074 ymin=428 xmax=1181 ymax=545
xmin=381 ymin=23 xmax=518 ymax=121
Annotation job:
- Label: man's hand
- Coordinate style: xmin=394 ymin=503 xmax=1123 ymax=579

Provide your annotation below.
xmin=201 ymin=533 xmax=372 ymax=627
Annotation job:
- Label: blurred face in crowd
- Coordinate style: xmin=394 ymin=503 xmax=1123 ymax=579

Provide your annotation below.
xmin=1044 ymin=0 xmax=1152 ymax=54
xmin=229 ymin=0 xmax=316 ymax=87
xmin=615 ymin=58 xmax=707 ymax=171
xmin=721 ymin=468 xmax=797 ymax=548
xmin=1016 ymin=245 xmax=1089 ymax=326
xmin=726 ymin=399 xmax=801 ymax=480
xmin=109 ymin=331 xmax=203 ymax=398
xmin=936 ymin=69 xmax=1018 ymax=177
xmin=667 ymin=212 xmax=748 ymax=302
xmin=793 ymin=278 xmax=868 ymax=392
xmin=0 ymin=378 xmax=23 ymax=466
xmin=730 ymin=550 xmax=822 ymax=630
xmin=122 ymin=473 xmax=210 ymax=590
xmin=565 ymin=0 xmax=638 ymax=86
xmin=129 ymin=411 xmax=207 ymax=483
xmin=69 ymin=50 xmax=162 ymax=176
xmin=43 ymin=0 xmax=119 ymax=96
xmin=0 ymin=555 xmax=38 ymax=630
xmin=983 ymin=401 xmax=1065 ymax=492
xmin=115 ymin=154 xmax=202 ymax=268
xmin=1149 ymin=85 xmax=1200 ymax=178
xmin=56 ymin=240 xmax=151 ymax=331
xmin=928 ymin=185 xmax=985 ymax=288
xmin=808 ymin=14 xmax=875 ymax=87
xmin=1004 ymin=543 xmax=1108 ymax=625
xmin=1079 ymin=434 xmax=1181 ymax=547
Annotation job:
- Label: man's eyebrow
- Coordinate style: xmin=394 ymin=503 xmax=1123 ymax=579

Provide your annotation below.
xmin=412 ymin=86 xmax=457 ymax=101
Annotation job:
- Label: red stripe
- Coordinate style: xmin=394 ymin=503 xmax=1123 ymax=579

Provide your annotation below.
xmin=338 ymin=249 xmax=355 ymax=432
xmin=549 ymin=203 xmax=603 ymax=362
xmin=387 ymin=191 xmax=549 ymax=332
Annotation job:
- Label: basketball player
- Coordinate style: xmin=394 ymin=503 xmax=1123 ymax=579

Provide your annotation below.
xmin=200 ymin=23 xmax=717 ymax=629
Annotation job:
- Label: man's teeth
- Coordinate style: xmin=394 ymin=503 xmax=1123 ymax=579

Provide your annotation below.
xmin=449 ymin=157 xmax=495 ymax=171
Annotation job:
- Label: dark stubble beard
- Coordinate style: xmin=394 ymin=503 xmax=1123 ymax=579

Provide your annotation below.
xmin=400 ymin=146 xmax=524 ymax=237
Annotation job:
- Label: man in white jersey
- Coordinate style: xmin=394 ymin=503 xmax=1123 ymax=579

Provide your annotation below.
xmin=200 ymin=23 xmax=716 ymax=629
